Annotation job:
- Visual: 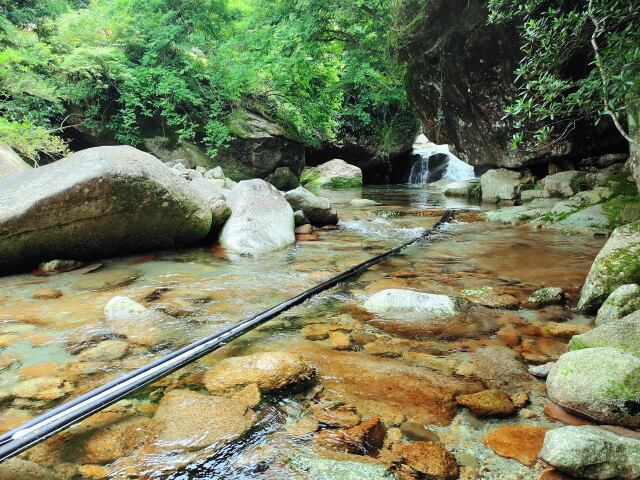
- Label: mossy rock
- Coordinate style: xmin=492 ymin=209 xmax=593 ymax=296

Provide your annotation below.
xmin=578 ymin=221 xmax=640 ymax=312
xmin=0 ymin=146 xmax=213 ymax=274
xmin=570 ymin=310 xmax=640 ymax=356
xmin=300 ymin=160 xmax=363 ymax=189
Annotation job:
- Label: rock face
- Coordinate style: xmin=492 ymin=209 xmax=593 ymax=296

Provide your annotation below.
xmin=398 ymin=0 xmax=625 ymax=169
xmin=219 ymin=179 xmax=295 ymax=255
xmin=0 ymin=144 xmax=31 ymax=180
xmin=0 ymin=146 xmax=214 ymax=273
xmin=215 ymin=111 xmax=305 ymax=181
xmin=539 ymin=426 xmax=640 ymax=480
xmin=363 ymin=289 xmax=459 ymax=317
xmin=578 ymin=221 xmax=640 ymax=312
xmin=546 ymin=347 xmax=640 ymax=427
xmin=480 ymin=169 xmax=532 ymax=203
xmin=284 ymin=187 xmax=339 ymax=226
xmin=595 ymin=284 xmax=640 ymax=326
xmin=301 ymin=159 xmax=363 ymax=188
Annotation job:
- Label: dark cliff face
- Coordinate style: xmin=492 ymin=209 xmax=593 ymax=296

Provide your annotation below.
xmin=399 ymin=0 xmax=626 ymax=169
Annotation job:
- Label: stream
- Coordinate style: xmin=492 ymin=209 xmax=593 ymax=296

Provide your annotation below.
xmin=0 ymin=186 xmax=605 ymax=479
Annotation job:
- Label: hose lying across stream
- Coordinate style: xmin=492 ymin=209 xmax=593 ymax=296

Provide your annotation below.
xmin=0 ymin=209 xmax=455 ymax=463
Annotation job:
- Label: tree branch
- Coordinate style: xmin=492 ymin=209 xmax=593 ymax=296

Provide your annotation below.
xmin=588 ymin=0 xmax=637 ymax=146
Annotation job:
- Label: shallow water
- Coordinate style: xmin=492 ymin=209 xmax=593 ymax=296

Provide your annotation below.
xmin=0 ymin=186 xmax=605 ymax=479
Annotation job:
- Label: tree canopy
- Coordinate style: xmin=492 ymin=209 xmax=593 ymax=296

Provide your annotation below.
xmin=0 ymin=0 xmax=416 ymax=162
xmin=488 ymin=0 xmax=640 ymax=150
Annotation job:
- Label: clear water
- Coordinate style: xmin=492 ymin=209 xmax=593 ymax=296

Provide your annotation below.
xmin=0 ymin=186 xmax=604 ymax=479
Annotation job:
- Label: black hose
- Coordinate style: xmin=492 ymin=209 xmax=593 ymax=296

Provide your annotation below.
xmin=0 ymin=209 xmax=454 ymax=463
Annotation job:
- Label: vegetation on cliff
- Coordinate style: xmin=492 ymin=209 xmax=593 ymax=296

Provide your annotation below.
xmin=0 ymin=0 xmax=416 ymax=163
xmin=489 ymin=0 xmax=640 ymax=151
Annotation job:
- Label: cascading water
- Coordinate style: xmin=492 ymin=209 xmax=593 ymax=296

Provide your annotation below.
xmin=408 ymin=134 xmax=475 ymax=185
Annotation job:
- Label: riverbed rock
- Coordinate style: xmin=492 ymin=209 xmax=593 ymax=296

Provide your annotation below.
xmin=483 ymin=424 xmax=548 ymax=467
xmin=203 ymin=351 xmax=315 ymax=395
xmin=301 ymin=159 xmax=363 ymax=188
xmin=363 ymin=289 xmax=458 ymax=316
xmin=350 ymin=198 xmax=380 ymax=207
xmin=220 ymin=179 xmax=295 ymax=256
xmin=595 ymin=284 xmax=640 ymax=326
xmin=284 ymin=187 xmax=338 ymax=226
xmin=456 ymin=389 xmax=516 ymax=417
xmin=539 ymin=425 xmax=640 ymax=479
xmin=578 ymin=221 xmax=640 ymax=311
xmin=480 ymin=169 xmax=532 ymax=203
xmin=12 ymin=376 xmax=73 ymax=401
xmin=0 ymin=458 xmax=61 ymax=480
xmin=103 ymin=296 xmax=171 ymax=347
xmin=529 ymin=362 xmax=555 ymax=378
xmin=555 ymin=204 xmax=610 ymax=234
xmin=66 ymin=325 xmax=117 ymax=355
xmin=546 ymin=347 xmax=640 ymax=427
xmin=146 ymin=389 xmax=255 ymax=455
xmin=443 ymin=179 xmax=479 ymax=198
xmin=186 ymin=177 xmax=231 ymax=226
xmin=392 ymin=441 xmax=459 ymax=479
xmin=81 ymin=417 xmax=150 ymax=464
xmin=569 ymin=310 xmax=640 ymax=356
xmin=313 ymin=405 xmax=361 ymax=428
xmin=541 ymin=171 xmax=585 ymax=197
xmin=0 ymin=144 xmax=31 ymax=180
xmin=288 ymin=454 xmax=395 ymax=480
xmin=460 ymin=346 xmax=539 ymax=394
xmin=77 ymin=340 xmax=129 ymax=362
xmin=0 ymin=146 xmax=214 ymax=273
xmin=527 ymin=287 xmax=565 ymax=307
xmin=318 ymin=417 xmax=387 ymax=455
xmin=32 ymin=288 xmax=63 ymax=300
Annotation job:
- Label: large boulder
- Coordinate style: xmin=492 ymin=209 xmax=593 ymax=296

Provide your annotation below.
xmin=596 ymin=284 xmax=640 ymax=326
xmin=219 ymin=179 xmax=295 ymax=255
xmin=570 ymin=310 xmax=640 ymax=356
xmin=301 ymin=159 xmax=363 ymax=188
xmin=0 ymin=146 xmax=213 ymax=273
xmin=0 ymin=144 xmax=31 ymax=180
xmin=214 ymin=111 xmax=304 ymax=181
xmin=480 ymin=169 xmax=532 ymax=203
xmin=539 ymin=426 xmax=640 ymax=479
xmin=578 ymin=221 xmax=640 ymax=312
xmin=284 ymin=187 xmax=338 ymax=226
xmin=541 ymin=171 xmax=585 ymax=198
xmin=546 ymin=347 xmax=640 ymax=427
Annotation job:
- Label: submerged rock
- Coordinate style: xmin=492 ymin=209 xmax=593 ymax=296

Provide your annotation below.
xmin=350 ymin=198 xmax=380 ymax=207
xmin=288 ymin=454 xmax=395 ymax=480
xmin=80 ymin=417 xmax=149 ymax=464
xmin=483 ymin=424 xmax=548 ymax=467
xmin=456 ymin=389 xmax=516 ymax=417
xmin=363 ymin=289 xmax=458 ymax=316
xmin=203 ymin=351 xmax=315 ymax=395
xmin=220 ymin=179 xmax=295 ymax=256
xmin=103 ymin=296 xmax=171 ymax=347
xmin=539 ymin=425 xmax=640 ymax=479
xmin=145 ymin=389 xmax=255 ymax=456
xmin=595 ymin=284 xmax=640 ymax=326
xmin=546 ymin=347 xmax=640 ymax=427
xmin=578 ymin=221 xmax=640 ymax=312
xmin=0 ymin=146 xmax=214 ymax=273
xmin=391 ymin=441 xmax=459 ymax=479
xmin=284 ymin=187 xmax=338 ymax=226
xmin=318 ymin=417 xmax=387 ymax=455
xmin=301 ymin=159 xmax=363 ymax=188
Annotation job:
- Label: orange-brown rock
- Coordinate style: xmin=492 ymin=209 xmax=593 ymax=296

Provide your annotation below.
xmin=539 ymin=468 xmax=578 ymax=480
xmin=296 ymin=233 xmax=318 ymax=241
xmin=318 ymin=417 xmax=387 ymax=455
xmin=483 ymin=424 xmax=548 ymax=467
xmin=32 ymin=288 xmax=63 ymax=300
xmin=456 ymin=389 xmax=516 ymax=417
xmin=313 ymin=405 xmax=361 ymax=428
xmin=392 ymin=441 xmax=459 ymax=480
xmin=328 ymin=331 xmax=352 ymax=350
xmin=543 ymin=402 xmax=593 ymax=426
xmin=510 ymin=392 xmax=530 ymax=409
xmin=496 ymin=325 xmax=521 ymax=347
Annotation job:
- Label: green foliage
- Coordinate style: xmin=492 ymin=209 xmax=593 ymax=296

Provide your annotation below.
xmin=489 ymin=0 xmax=640 ymax=149
xmin=0 ymin=117 xmax=68 ymax=161
xmin=0 ymin=0 xmax=415 ymax=162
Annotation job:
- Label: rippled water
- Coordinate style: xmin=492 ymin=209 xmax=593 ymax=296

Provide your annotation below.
xmin=0 ymin=186 xmax=605 ymax=479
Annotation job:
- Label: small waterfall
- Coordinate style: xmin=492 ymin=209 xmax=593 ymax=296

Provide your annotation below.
xmin=408 ymin=135 xmax=475 ymax=185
